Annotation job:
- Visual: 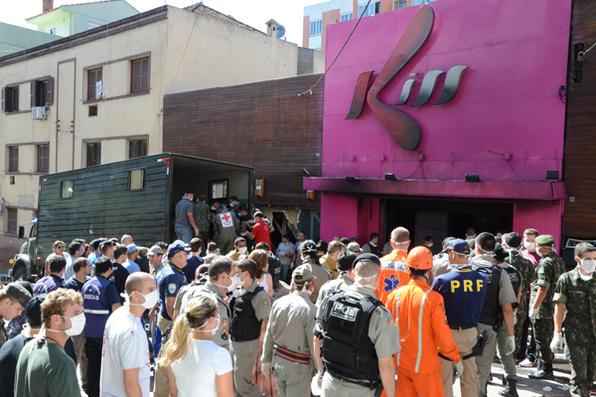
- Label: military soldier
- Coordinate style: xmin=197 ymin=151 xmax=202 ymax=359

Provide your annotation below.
xmin=502 ymin=232 xmax=535 ymax=362
xmin=552 ymin=242 xmax=596 ymax=397
xmin=314 ymin=253 xmax=398 ymax=397
xmin=261 ymin=265 xmax=320 ymax=397
xmin=528 ymin=234 xmax=565 ymax=379
xmin=315 ymin=254 xmax=356 ymax=308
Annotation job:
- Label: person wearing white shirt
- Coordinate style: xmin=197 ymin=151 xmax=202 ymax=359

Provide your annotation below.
xmin=160 ymin=294 xmax=233 ymax=397
xmin=100 ymin=272 xmax=158 ymax=397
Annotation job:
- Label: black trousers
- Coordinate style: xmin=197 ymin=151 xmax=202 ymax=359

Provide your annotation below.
xmin=85 ymin=337 xmax=103 ymax=397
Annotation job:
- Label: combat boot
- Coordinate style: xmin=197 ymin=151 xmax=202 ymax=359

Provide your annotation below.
xmin=499 ymin=376 xmax=519 ymax=397
xmin=528 ymin=360 xmax=553 ymax=379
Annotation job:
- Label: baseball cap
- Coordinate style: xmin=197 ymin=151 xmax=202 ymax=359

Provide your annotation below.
xmin=127 ymin=244 xmax=138 ymax=254
xmin=5 ymin=283 xmax=32 ymax=308
xmin=292 ymin=264 xmax=314 ymax=283
xmin=347 ymin=242 xmax=362 ymax=255
xmin=301 ymin=240 xmax=317 ymax=255
xmin=167 ymin=240 xmax=191 ymax=258
xmin=148 ymin=245 xmax=164 ymax=257
xmin=254 ymin=211 xmax=264 ymax=218
xmin=446 ymin=239 xmax=470 ymax=255
xmin=354 ymin=253 xmax=381 ymax=267
xmin=536 ymin=235 xmax=554 ymax=246
xmin=90 ymin=238 xmax=105 ymax=251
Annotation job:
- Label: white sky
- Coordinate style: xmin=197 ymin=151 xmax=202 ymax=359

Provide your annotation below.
xmin=0 ymin=0 xmax=323 ymax=45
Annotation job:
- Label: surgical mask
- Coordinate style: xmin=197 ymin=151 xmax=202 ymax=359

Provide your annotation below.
xmin=48 ymin=313 xmax=86 ymax=336
xmin=121 ymin=290 xmax=159 ymax=309
xmin=238 ymin=247 xmax=248 ymax=255
xmin=580 ymin=259 xmax=596 ymax=275
xmin=199 ymin=316 xmax=221 ymax=336
xmin=229 ymin=275 xmax=241 ymax=292
xmin=524 ymin=241 xmax=536 ymax=252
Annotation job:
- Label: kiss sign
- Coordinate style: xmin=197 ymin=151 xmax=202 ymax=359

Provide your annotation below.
xmin=346 ymin=6 xmax=467 ymax=151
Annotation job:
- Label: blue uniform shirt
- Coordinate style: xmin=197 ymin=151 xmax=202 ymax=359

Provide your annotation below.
xmin=63 ymin=276 xmax=88 ymax=293
xmin=184 ymin=255 xmax=203 ymax=283
xmin=158 ymin=264 xmax=187 ymax=321
xmin=432 ymin=265 xmax=489 ymax=329
xmin=82 ymin=275 xmax=120 ymax=338
xmin=124 ymin=259 xmax=141 ymax=274
xmin=32 ymin=275 xmax=64 ymax=298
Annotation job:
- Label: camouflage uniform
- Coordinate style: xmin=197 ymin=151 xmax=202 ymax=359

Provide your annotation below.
xmin=529 ymin=252 xmax=565 ymax=369
xmin=506 ymin=249 xmax=535 ymax=358
xmin=553 ymin=269 xmax=596 ymax=397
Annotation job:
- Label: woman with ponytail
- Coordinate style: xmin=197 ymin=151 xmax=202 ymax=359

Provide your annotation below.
xmin=160 ymin=294 xmax=233 ymax=397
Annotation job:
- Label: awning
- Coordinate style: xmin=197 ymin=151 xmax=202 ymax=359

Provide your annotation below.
xmin=303 ymin=177 xmax=566 ymax=201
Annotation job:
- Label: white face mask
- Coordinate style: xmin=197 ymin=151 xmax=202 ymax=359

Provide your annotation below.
xmin=122 ymin=290 xmax=159 ymax=309
xmin=229 ymin=275 xmax=241 ymax=292
xmin=198 ymin=316 xmax=221 ymax=336
xmin=580 ymin=259 xmax=596 ymax=276
xmin=66 ymin=313 xmax=86 ymax=336
xmin=524 ymin=241 xmax=536 ymax=252
xmin=238 ymin=247 xmax=248 ymax=255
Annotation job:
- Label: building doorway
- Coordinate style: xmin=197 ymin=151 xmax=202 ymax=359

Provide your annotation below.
xmin=382 ymin=197 xmax=513 ymax=252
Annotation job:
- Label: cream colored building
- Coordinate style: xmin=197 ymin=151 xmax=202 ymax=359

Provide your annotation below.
xmin=0 ymin=4 xmax=323 ymax=242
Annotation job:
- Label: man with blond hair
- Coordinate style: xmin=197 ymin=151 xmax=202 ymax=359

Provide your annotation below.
xmin=15 ymin=288 xmax=85 ymax=397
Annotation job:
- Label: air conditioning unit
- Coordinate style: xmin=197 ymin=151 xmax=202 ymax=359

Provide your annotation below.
xmin=32 ymin=106 xmax=48 ymax=120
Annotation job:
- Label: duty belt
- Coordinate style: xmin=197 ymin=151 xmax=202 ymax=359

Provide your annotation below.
xmin=325 ymin=368 xmax=380 ymax=390
xmin=273 ymin=344 xmax=311 ymax=365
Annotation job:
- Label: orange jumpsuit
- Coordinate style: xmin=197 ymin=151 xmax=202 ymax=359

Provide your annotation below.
xmin=377 ymin=249 xmax=410 ymax=304
xmin=385 ymin=278 xmax=461 ymax=397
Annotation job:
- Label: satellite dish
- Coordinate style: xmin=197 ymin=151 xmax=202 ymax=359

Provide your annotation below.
xmin=276 ymin=24 xmax=286 ymax=39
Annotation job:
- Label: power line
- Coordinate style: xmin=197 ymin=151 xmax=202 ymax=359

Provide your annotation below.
xmin=298 ymin=0 xmax=373 ymax=97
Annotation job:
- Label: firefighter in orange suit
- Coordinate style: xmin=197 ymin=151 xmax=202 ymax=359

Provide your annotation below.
xmin=385 ymin=246 xmax=463 ymax=397
xmin=377 ymin=227 xmax=411 ymax=304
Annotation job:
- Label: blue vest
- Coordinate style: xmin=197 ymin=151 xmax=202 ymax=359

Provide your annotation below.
xmin=82 ymin=276 xmax=115 ymax=338
xmin=32 ymin=275 xmax=63 ymax=298
xmin=432 ymin=266 xmax=488 ymax=329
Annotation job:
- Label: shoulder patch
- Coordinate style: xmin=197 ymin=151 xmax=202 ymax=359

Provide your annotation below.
xmin=168 ymin=283 xmax=178 ymax=294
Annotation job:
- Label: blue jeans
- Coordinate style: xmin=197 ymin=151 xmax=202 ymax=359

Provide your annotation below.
xmin=175 ymin=224 xmax=193 ymax=243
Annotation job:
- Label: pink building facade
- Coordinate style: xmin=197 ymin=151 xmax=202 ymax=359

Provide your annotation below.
xmin=304 ymin=0 xmax=572 ymax=246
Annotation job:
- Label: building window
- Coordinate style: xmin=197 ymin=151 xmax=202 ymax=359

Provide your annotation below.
xmin=129 ymin=169 xmax=144 ymax=191
xmin=61 ymin=180 xmax=74 ymax=199
xmin=3 ymin=86 xmax=19 ymax=113
xmin=87 ymin=67 xmax=103 ymax=101
xmin=86 ymin=142 xmax=101 ymax=167
xmin=128 ymin=138 xmax=147 ymax=159
xmin=340 ymin=13 xmax=352 ymax=22
xmin=394 ymin=0 xmax=408 ymax=8
xmin=130 ymin=57 xmax=150 ymax=94
xmin=374 ymin=1 xmax=381 ymax=14
xmin=6 ymin=208 xmax=17 ymax=236
xmin=32 ymin=78 xmax=54 ymax=107
xmin=7 ymin=146 xmax=18 ymax=173
xmin=209 ymin=180 xmax=229 ymax=200
xmin=310 ymin=19 xmax=322 ymax=36
xmin=36 ymin=144 xmax=49 ymax=173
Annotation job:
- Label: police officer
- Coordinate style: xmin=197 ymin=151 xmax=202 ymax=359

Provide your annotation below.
xmin=501 ymin=232 xmax=535 ymax=363
xmin=178 ymin=256 xmax=233 ymax=349
xmin=432 ymin=239 xmax=487 ymax=397
xmin=301 ymin=240 xmax=331 ymax=303
xmin=229 ymin=258 xmax=271 ymax=397
xmin=314 ymin=253 xmax=398 ymax=397
xmin=494 ymin=244 xmax=523 ymax=397
xmin=81 ymin=256 xmax=121 ymax=397
xmin=528 ymin=234 xmax=565 ymax=379
xmin=316 ymin=254 xmax=356 ymax=308
xmin=471 ymin=233 xmax=517 ymax=397
xmin=261 ymin=265 xmax=320 ymax=397
xmin=552 ymin=242 xmax=596 ymax=397
xmin=32 ymin=254 xmax=66 ymax=298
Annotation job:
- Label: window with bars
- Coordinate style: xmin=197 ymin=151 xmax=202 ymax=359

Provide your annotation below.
xmin=87 ymin=67 xmax=103 ymax=101
xmin=86 ymin=142 xmax=101 ymax=167
xmin=7 ymin=146 xmax=18 ymax=173
xmin=130 ymin=57 xmax=150 ymax=94
xmin=36 ymin=144 xmax=49 ymax=173
xmin=310 ymin=19 xmax=322 ymax=36
xmin=340 ymin=13 xmax=352 ymax=22
xmin=3 ymin=86 xmax=19 ymax=113
xmin=128 ymin=138 xmax=147 ymax=159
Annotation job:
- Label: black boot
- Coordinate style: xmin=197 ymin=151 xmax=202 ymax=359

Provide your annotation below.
xmin=499 ymin=377 xmax=519 ymax=397
xmin=528 ymin=360 xmax=553 ymax=379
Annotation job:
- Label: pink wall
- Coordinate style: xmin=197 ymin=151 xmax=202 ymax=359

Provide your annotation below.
xmin=513 ymin=200 xmax=565 ymax=249
xmin=322 ymin=0 xmax=571 ymax=182
xmin=320 ymin=194 xmax=359 ymax=240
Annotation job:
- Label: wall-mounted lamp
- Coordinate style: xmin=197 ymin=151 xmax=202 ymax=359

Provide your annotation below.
xmin=345 ymin=176 xmax=359 ymax=183
xmin=384 ymin=173 xmax=398 ymax=181
xmin=465 ymin=174 xmax=481 ymax=183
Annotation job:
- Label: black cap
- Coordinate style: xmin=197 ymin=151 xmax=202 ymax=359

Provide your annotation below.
xmin=503 ymin=232 xmax=522 ymax=248
xmin=338 ymin=254 xmax=357 ymax=271
xmin=301 ymin=240 xmax=317 ymax=255
xmin=354 ymin=253 xmax=381 ymax=267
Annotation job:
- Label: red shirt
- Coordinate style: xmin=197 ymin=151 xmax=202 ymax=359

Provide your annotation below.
xmin=252 ymin=221 xmax=272 ymax=248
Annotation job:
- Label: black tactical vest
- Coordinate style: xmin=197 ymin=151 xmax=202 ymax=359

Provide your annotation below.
xmin=229 ymin=286 xmax=264 ymax=342
xmin=478 ymin=266 xmax=503 ymax=327
xmin=319 ymin=291 xmax=382 ymax=388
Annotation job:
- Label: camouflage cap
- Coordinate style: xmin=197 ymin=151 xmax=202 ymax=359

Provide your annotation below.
xmin=535 ymin=234 xmax=554 ymax=246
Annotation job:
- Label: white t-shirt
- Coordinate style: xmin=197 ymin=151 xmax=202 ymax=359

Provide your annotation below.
xmin=171 ymin=339 xmax=233 ymax=397
xmin=100 ymin=307 xmax=151 ymax=397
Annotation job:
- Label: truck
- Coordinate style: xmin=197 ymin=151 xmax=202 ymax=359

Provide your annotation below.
xmin=18 ymin=153 xmax=254 ymax=277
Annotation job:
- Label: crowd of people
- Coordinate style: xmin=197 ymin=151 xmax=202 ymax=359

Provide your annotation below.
xmin=0 ymin=218 xmax=593 ymax=397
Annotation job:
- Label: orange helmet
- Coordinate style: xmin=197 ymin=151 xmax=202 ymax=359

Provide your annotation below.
xmin=406 ymin=246 xmax=433 ymax=270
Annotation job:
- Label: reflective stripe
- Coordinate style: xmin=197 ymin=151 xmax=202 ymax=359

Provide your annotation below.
xmin=415 ymin=290 xmax=431 ymax=374
xmin=84 ymin=309 xmax=109 ymax=315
